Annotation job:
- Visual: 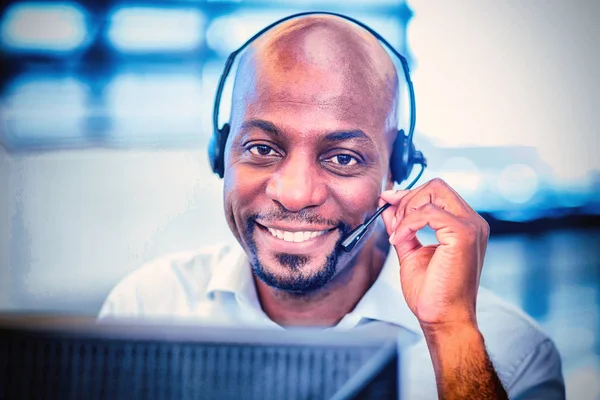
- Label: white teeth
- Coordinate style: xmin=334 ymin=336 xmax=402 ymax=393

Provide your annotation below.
xmin=266 ymin=227 xmax=327 ymax=243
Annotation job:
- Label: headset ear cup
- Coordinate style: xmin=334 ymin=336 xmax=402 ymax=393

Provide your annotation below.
xmin=390 ymin=130 xmax=410 ymax=184
xmin=217 ymin=123 xmax=230 ymax=178
xmin=208 ymin=130 xmax=219 ymax=175
xmin=208 ymin=124 xmax=229 ymax=178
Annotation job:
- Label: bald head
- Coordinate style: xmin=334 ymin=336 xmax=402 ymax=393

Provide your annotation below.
xmin=230 ymin=15 xmax=400 ymax=134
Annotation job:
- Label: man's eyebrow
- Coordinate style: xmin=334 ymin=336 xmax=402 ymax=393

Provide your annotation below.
xmin=240 ymin=120 xmax=374 ymax=145
xmin=240 ymin=119 xmax=279 ymax=135
xmin=324 ymin=129 xmax=372 ymax=143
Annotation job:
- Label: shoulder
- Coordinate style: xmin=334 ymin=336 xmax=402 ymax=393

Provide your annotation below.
xmin=476 ymin=287 xmax=564 ymax=397
xmin=477 ymin=287 xmax=548 ymax=350
xmin=97 ymin=243 xmax=235 ymax=318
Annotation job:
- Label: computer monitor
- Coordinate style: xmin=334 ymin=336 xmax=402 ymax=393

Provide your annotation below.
xmin=0 ymin=314 xmax=408 ymax=400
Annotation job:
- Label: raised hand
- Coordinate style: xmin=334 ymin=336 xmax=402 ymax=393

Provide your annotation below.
xmin=380 ymin=178 xmax=490 ymax=329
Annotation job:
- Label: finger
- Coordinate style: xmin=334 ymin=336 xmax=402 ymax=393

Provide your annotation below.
xmin=381 ymin=203 xmax=398 ymax=236
xmin=425 ymin=178 xmax=474 ymax=213
xmin=380 ymin=189 xmax=411 ymax=205
xmin=380 ymin=190 xmax=411 ymax=233
xmin=391 ymin=231 xmax=422 ymax=265
xmin=396 ymin=178 xmax=472 ymax=221
xmin=390 ymin=203 xmax=468 ymax=248
xmin=403 ymin=189 xmax=469 ymax=219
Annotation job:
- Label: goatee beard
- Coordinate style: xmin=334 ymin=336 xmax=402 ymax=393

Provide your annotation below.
xmin=244 ymin=216 xmax=351 ymax=293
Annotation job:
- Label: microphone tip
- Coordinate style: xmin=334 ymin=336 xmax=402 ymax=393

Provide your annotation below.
xmin=340 ymin=224 xmax=368 ymax=253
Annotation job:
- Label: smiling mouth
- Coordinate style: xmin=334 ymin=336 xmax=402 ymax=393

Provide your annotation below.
xmin=266 ymin=227 xmax=330 ymax=243
xmin=255 ymin=220 xmax=335 ymax=244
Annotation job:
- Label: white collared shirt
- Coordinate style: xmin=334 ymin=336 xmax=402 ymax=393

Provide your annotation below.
xmin=99 ymin=242 xmax=565 ymax=399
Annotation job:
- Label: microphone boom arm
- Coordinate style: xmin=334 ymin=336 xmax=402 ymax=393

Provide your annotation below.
xmin=339 ymin=164 xmax=425 ymax=252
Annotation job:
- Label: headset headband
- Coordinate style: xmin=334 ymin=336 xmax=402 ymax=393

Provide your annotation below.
xmin=212 ymin=11 xmax=417 ymax=148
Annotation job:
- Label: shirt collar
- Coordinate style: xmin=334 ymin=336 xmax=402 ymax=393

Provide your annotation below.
xmin=206 ymin=243 xmax=422 ymax=336
xmin=348 ymin=249 xmax=422 ymax=335
xmin=205 ymin=243 xmax=260 ymax=307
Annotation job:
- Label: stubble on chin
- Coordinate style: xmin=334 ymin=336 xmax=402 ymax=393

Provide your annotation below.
xmin=242 ymin=214 xmax=353 ymax=293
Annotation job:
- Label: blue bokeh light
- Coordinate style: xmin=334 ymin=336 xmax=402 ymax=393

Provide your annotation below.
xmin=0 ymin=2 xmax=88 ymax=53
xmin=107 ymin=7 xmax=205 ymax=53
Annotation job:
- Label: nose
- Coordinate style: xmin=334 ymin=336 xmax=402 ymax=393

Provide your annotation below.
xmin=265 ymin=154 xmax=327 ymax=212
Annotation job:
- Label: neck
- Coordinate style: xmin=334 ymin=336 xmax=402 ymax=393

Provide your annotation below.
xmin=254 ymin=226 xmax=390 ymax=328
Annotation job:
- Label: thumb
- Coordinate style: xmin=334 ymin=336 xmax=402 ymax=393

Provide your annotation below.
xmin=381 ymin=202 xmax=397 ymax=236
xmin=380 ymin=189 xmax=411 ymax=205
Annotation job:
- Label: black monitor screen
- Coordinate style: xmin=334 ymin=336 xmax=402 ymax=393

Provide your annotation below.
xmin=0 ymin=315 xmax=406 ymax=400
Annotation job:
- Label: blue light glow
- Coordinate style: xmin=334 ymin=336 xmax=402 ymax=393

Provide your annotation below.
xmin=497 ymin=164 xmax=539 ymax=204
xmin=2 ymin=75 xmax=87 ymax=143
xmin=105 ymin=73 xmax=205 ymax=142
xmin=205 ymin=11 xmax=403 ymax=56
xmin=107 ymin=7 xmax=205 ymax=53
xmin=0 ymin=3 xmax=88 ymax=53
xmin=206 ymin=11 xmax=299 ymax=56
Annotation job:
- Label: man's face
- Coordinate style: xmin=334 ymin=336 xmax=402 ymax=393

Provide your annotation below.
xmin=222 ymin=30 xmax=397 ymax=293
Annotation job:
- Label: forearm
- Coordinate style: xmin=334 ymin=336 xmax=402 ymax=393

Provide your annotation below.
xmin=422 ymin=322 xmax=508 ymax=400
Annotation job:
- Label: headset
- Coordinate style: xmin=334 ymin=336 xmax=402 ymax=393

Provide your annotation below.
xmin=209 ymin=11 xmax=427 ymax=252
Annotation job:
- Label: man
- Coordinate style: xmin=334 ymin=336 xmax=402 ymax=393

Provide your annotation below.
xmin=99 ymin=15 xmax=564 ymax=399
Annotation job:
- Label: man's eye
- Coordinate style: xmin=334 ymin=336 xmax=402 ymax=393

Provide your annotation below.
xmin=248 ymin=144 xmax=277 ymax=157
xmin=328 ymin=154 xmax=358 ymax=166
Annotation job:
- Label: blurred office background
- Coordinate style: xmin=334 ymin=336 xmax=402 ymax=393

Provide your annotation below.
xmin=0 ymin=0 xmax=598 ymax=398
